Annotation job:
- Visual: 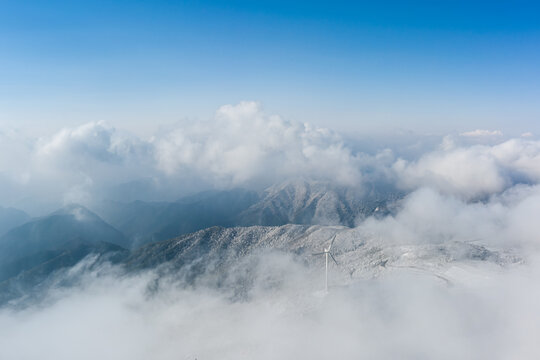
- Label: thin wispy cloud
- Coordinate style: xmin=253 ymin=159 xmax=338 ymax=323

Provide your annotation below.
xmin=460 ymin=129 xmax=503 ymax=137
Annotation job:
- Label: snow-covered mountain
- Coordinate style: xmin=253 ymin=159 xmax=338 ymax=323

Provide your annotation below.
xmin=94 ymin=180 xmax=401 ymax=247
xmin=0 ymin=216 xmax=521 ymax=305
xmin=237 ymin=179 xmax=396 ymax=227
xmin=0 ymin=180 xmax=397 ymax=297
xmin=125 ymin=224 xmax=519 ymax=287
xmin=1 ymin=181 xmax=514 ymax=305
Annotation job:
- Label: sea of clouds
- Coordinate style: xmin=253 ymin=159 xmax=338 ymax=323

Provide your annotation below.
xmin=1 ymin=183 xmax=539 ymax=359
xmin=1 ymin=102 xmax=540 ymax=359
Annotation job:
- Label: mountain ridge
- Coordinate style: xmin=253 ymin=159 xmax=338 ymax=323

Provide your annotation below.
xmin=93 ymin=180 xmax=402 ymax=247
xmin=0 ymin=204 xmax=128 ymax=282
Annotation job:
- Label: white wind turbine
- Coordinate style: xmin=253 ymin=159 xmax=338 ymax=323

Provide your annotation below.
xmin=313 ymin=235 xmax=339 ymax=292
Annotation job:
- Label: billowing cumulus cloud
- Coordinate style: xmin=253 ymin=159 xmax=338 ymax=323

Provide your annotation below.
xmin=393 ymin=145 xmax=509 ymax=199
xmin=0 ymin=102 xmax=367 ymax=212
xmin=1 ymin=102 xmax=540 ymax=213
xmin=153 ymin=101 xmax=363 ymax=187
xmin=0 ymin=122 xmax=154 ymax=212
xmin=359 ymin=184 xmax=540 ymax=249
xmin=393 ymin=138 xmax=540 ymax=200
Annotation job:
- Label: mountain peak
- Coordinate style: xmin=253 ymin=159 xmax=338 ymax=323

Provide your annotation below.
xmin=53 ymin=203 xmax=100 ymax=222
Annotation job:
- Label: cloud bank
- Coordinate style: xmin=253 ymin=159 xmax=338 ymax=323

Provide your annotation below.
xmin=393 ymin=137 xmax=540 ymax=200
xmin=0 ymin=101 xmax=539 ymax=213
xmin=153 ymin=101 xmax=363 ymax=187
xmin=2 ymin=113 xmax=540 ymax=358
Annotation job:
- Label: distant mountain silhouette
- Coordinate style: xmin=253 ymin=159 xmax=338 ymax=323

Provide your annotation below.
xmin=0 ymin=206 xmax=30 ymax=236
xmin=0 ymin=204 xmax=128 ymax=282
xmin=94 ymin=188 xmax=260 ymax=247
xmin=94 ymin=181 xmax=400 ymax=248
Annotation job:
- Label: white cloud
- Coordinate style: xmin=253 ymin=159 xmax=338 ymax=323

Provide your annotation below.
xmin=0 ymin=103 xmax=368 ymax=212
xmin=460 ymin=129 xmax=503 ymax=137
xmin=393 ymin=145 xmax=508 ymax=199
xmin=490 ymin=139 xmax=540 ymax=181
xmin=393 ymin=138 xmax=540 ymax=200
xmin=36 ymin=121 xmax=153 ymax=172
xmin=359 ymin=185 xmax=540 ymax=248
xmin=0 ymin=122 xmax=155 ymax=212
xmin=153 ymin=101 xmax=363 ymax=187
xmin=1 ymin=103 xmax=540 ymax=211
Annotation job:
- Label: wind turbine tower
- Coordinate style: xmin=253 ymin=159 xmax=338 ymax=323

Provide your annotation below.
xmin=313 ymin=235 xmax=339 ymax=292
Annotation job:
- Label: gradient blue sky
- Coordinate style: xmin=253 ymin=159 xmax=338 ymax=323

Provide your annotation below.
xmin=1 ymin=0 xmax=539 ymax=136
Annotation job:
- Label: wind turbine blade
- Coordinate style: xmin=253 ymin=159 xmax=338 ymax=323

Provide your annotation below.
xmin=330 ymin=252 xmax=339 ymax=265
xmin=312 ymin=252 xmax=325 ymax=256
xmin=328 ymin=235 xmax=337 ymax=250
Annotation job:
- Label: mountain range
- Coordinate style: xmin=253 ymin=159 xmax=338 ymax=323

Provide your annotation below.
xmin=124 ymin=224 xmax=519 ymax=287
xmin=92 ymin=179 xmax=398 ymax=247
xmin=0 ymin=180 xmax=414 ymax=304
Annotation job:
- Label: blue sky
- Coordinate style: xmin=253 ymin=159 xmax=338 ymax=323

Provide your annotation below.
xmin=1 ymin=0 xmax=539 ymax=136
